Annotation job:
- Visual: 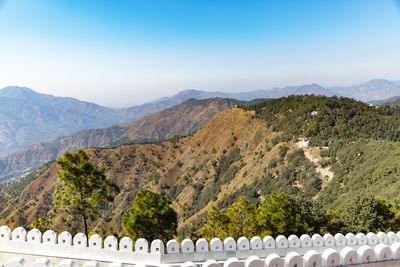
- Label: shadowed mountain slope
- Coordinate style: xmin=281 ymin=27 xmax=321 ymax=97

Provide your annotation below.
xmin=0 ymin=98 xmax=243 ymax=182
xmin=0 ymin=86 xmax=118 ymax=156
xmin=0 ymin=87 xmax=242 ymax=158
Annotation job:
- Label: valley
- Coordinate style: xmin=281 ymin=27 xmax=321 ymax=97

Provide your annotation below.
xmin=0 ymin=98 xmax=243 ymax=182
xmin=2 ymin=95 xmax=400 ymax=240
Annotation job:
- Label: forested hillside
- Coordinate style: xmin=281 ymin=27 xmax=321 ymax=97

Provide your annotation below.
xmin=244 ymin=95 xmax=400 ymax=144
xmin=2 ymin=95 xmax=400 ymax=240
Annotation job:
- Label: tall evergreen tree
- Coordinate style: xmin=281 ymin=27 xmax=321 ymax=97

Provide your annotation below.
xmin=226 ymin=196 xmax=258 ymax=239
xmin=53 ymin=149 xmax=120 ymax=237
xmin=201 ymin=206 xmax=229 ymax=239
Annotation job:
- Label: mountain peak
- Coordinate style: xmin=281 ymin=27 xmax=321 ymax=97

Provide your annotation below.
xmin=174 ymin=89 xmax=223 ymax=98
xmin=309 ymin=83 xmax=324 ymax=88
xmin=176 ymin=89 xmax=204 ymax=95
xmin=0 ymin=86 xmax=40 ymax=99
xmin=364 ymin=79 xmax=391 ymax=86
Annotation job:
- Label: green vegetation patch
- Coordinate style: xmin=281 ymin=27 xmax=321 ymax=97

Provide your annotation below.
xmin=242 ymin=95 xmax=400 ymax=146
xmin=318 ymin=139 xmax=400 ymax=209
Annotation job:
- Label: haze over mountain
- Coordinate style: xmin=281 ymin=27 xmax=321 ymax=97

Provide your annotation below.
xmin=0 ymin=86 xmax=236 ymax=157
xmin=1 ymin=79 xmax=399 ymax=171
xmin=0 ymin=98 xmax=244 ymax=182
xmin=0 ymin=86 xmax=120 ymax=156
xmin=368 ymin=95 xmax=400 ymax=107
xmin=328 ymin=79 xmax=400 ymax=102
xmin=164 ymin=79 xmax=400 ymax=103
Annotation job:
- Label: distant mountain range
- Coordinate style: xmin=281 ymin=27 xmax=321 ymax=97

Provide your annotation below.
xmin=329 ymin=79 xmax=400 ymax=101
xmin=0 ymin=86 xmax=235 ymax=157
xmin=1 ymin=79 xmax=400 ymax=181
xmin=124 ymin=79 xmax=400 ymax=109
xmin=0 ymin=86 xmax=118 ymax=157
xmin=0 ymin=98 xmax=244 ymax=182
xmin=168 ymin=79 xmax=400 ymax=102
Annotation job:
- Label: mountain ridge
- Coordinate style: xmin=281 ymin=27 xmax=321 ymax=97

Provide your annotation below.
xmin=144 ymin=79 xmax=400 ymax=103
xmin=2 ymin=95 xmax=400 ymax=237
xmin=0 ymin=86 xmax=237 ymax=157
xmin=0 ymin=98 xmax=244 ymax=182
xmin=1 ymin=79 xmax=400 ymax=173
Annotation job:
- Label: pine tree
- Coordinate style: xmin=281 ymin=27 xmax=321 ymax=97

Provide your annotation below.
xmin=201 ymin=206 xmax=229 ymax=239
xmin=226 ymin=196 xmax=258 ymax=239
xmin=122 ymin=189 xmax=177 ymax=242
xmin=53 ymin=149 xmax=120 ymax=237
xmin=257 ymin=192 xmax=308 ymax=237
xmin=202 ymin=197 xmax=258 ymax=240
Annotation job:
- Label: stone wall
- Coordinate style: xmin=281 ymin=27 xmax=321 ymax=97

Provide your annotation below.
xmin=2 ymin=225 xmax=400 ymax=266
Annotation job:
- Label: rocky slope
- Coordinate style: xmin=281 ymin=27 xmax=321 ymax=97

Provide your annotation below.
xmin=0 ymin=98 xmax=243 ymax=182
xmin=0 ymin=107 xmax=295 ymax=235
xmin=0 ymin=99 xmax=330 ymax=237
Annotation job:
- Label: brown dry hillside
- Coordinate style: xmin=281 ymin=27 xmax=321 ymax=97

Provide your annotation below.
xmin=0 ymin=107 xmax=319 ymax=238
xmin=0 ymin=98 xmax=243 ymax=182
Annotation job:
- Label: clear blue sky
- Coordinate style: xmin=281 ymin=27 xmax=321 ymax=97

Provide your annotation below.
xmin=0 ymin=0 xmax=400 ymax=107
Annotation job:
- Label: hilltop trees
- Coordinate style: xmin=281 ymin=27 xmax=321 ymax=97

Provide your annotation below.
xmin=202 ymin=192 xmax=400 ymax=239
xmin=243 ymin=95 xmax=400 ymax=146
xmin=53 ymin=149 xmax=120 ymax=237
xmin=123 ymin=189 xmax=177 ymax=242
xmin=202 ymin=193 xmax=311 ymax=239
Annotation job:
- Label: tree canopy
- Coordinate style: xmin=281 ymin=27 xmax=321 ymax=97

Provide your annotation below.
xmin=202 ymin=196 xmax=258 ymax=240
xmin=257 ymin=192 xmax=309 ymax=237
xmin=241 ymin=95 xmax=400 ymax=146
xmin=336 ymin=193 xmax=400 ymax=233
xmin=201 ymin=192 xmax=400 ymax=239
xmin=53 ymin=149 xmax=120 ymax=236
xmin=122 ymin=189 xmax=177 ymax=242
xmin=202 ymin=193 xmax=310 ymax=239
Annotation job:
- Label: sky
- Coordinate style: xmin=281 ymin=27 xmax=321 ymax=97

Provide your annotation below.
xmin=0 ymin=0 xmax=400 ymax=107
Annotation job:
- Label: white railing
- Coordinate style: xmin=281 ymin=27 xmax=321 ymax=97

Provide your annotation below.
xmin=2 ymin=225 xmax=400 ymax=266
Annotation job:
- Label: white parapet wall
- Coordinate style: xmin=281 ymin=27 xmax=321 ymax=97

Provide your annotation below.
xmin=2 ymin=225 xmax=400 ymax=266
